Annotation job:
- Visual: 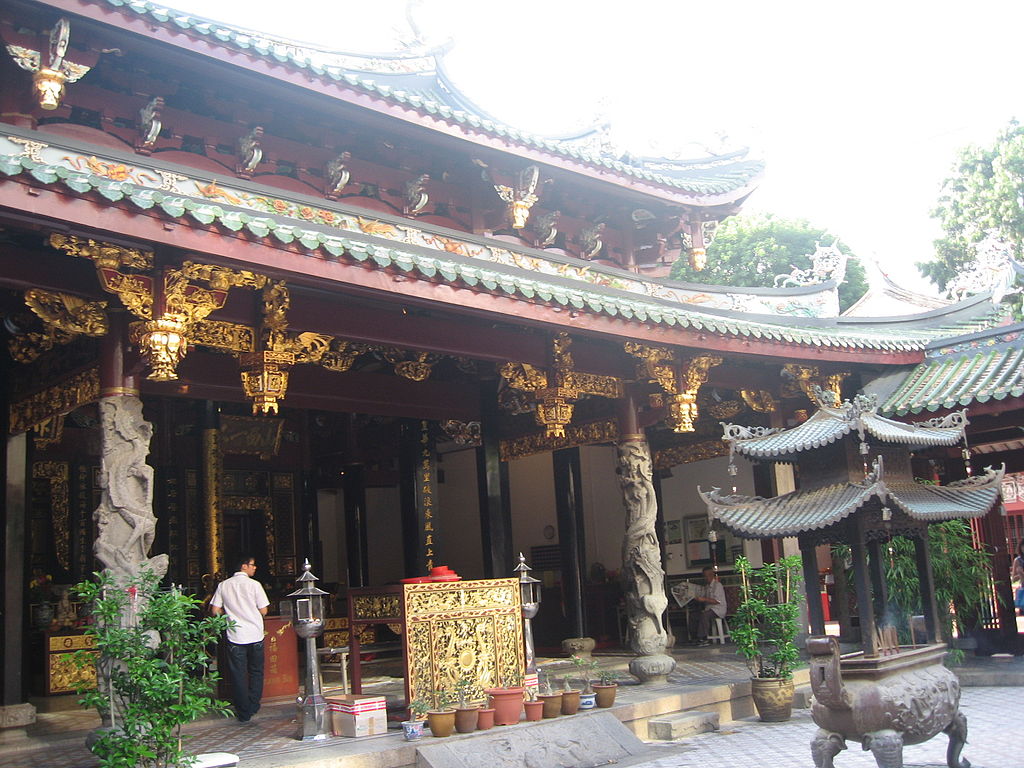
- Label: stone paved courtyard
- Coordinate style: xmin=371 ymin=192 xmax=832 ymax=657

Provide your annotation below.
xmin=632 ymin=686 xmax=1012 ymax=768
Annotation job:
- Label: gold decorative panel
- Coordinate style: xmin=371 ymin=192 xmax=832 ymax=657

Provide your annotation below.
xmin=404 ymin=579 xmax=523 ymax=708
xmin=352 ymin=594 xmax=401 ymax=621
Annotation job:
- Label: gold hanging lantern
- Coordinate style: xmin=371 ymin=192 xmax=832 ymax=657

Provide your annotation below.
xmin=129 ymin=316 xmax=187 ymax=381
xmin=534 ymin=386 xmax=576 ymax=438
xmin=240 ymin=350 xmax=295 ymax=414
xmin=666 ymin=392 xmax=699 ymax=433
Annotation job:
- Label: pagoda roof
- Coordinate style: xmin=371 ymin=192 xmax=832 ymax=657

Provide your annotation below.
xmin=722 ymin=389 xmax=968 ymax=462
xmin=0 ymin=129 xmax=1009 ymax=358
xmin=880 ymin=324 xmax=1024 ymax=416
xmin=699 ymin=459 xmax=1004 ymax=538
xmin=50 ymin=0 xmax=763 ymax=203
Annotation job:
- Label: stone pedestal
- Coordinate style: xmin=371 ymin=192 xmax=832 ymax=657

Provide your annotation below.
xmin=628 ymin=653 xmax=676 ymax=684
xmin=561 ymin=636 xmax=596 ymax=658
xmin=0 ymin=702 xmax=36 ymax=744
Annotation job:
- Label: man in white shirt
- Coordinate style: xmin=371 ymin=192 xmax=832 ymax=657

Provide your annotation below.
xmin=688 ymin=566 xmax=727 ymax=647
xmin=211 ymin=555 xmax=270 ymax=723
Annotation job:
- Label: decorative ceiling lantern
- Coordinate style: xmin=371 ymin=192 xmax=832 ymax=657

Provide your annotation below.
xmin=240 ymin=350 xmax=295 ymax=415
xmin=6 ymin=18 xmax=92 ymax=111
xmin=680 ymin=220 xmax=719 ymax=271
xmin=666 ymin=355 xmax=722 ymax=432
xmin=534 ymin=386 xmax=576 ymax=439
xmin=129 ymin=316 xmax=188 ymax=382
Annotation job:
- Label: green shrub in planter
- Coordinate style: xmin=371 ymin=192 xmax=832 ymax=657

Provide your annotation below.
xmin=732 ymin=555 xmax=803 ymax=680
xmin=73 ymin=569 xmax=232 ymax=768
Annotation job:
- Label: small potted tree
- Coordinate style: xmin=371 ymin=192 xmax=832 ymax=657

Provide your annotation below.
xmin=537 ymin=672 xmax=562 ymax=718
xmin=484 ymin=672 xmax=525 ymax=725
xmin=523 ymin=686 xmax=544 ymax=721
xmin=403 ymin=698 xmax=429 ymax=741
xmin=426 ymin=688 xmax=456 ymax=737
xmin=453 ymin=676 xmax=479 ymax=733
xmin=571 ymin=655 xmax=598 ymax=710
xmin=559 ymin=672 xmax=580 ymax=715
xmin=731 ymin=555 xmax=804 ymax=722
xmin=592 ymin=669 xmax=619 ymax=708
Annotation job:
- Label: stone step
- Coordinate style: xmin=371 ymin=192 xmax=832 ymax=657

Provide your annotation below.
xmin=647 ymin=710 xmax=719 ymax=741
xmin=793 ymin=685 xmax=814 ymax=709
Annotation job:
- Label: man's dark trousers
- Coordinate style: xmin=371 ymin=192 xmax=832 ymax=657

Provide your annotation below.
xmin=226 ymin=640 xmax=264 ymax=721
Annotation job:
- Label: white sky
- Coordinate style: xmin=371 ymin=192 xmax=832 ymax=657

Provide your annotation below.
xmin=167 ymin=1 xmax=1024 ymax=290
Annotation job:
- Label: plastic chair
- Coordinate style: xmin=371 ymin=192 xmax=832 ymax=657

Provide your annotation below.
xmin=708 ymin=616 xmax=730 ymax=644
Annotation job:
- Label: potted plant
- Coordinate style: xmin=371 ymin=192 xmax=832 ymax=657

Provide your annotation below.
xmin=731 ymin=555 xmax=803 ymax=722
xmin=453 ymin=676 xmax=479 ymax=733
xmin=536 ymin=673 xmax=562 ymax=718
xmin=592 ymin=669 xmax=619 ymax=708
xmin=71 ymin=568 xmax=231 ymax=768
xmin=426 ymin=688 xmax=456 ymax=737
xmin=484 ymin=673 xmax=524 ymax=725
xmin=403 ymin=698 xmax=429 ymax=741
xmin=559 ymin=673 xmax=580 ymax=715
xmin=523 ymin=686 xmax=544 ymax=721
xmin=571 ymin=655 xmax=598 ymax=710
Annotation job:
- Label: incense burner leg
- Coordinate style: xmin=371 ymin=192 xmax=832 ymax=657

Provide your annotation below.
xmin=811 ymin=729 xmax=846 ymax=768
xmin=862 ymin=729 xmax=903 ymax=768
xmin=944 ymin=710 xmax=970 ymax=768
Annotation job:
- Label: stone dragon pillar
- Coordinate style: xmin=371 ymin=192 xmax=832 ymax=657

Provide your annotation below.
xmin=617 ymin=395 xmax=675 ymax=682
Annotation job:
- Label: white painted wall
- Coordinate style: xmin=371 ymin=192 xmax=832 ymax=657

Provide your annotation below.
xmin=579 ymin=445 xmax=624 ymax=576
xmin=436 ymin=448 xmax=484 ymax=578
xmin=507 ymin=452 xmax=556 ymax=560
xmin=658 ymin=455 xmax=763 ymax=574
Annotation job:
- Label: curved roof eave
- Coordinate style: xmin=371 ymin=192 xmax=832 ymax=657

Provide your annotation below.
xmin=54 ymin=0 xmax=764 ymax=202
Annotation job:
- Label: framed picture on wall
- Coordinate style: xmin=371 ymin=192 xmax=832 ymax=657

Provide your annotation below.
xmin=665 ymin=519 xmax=683 ymax=545
xmin=684 ymin=515 xmax=725 ymax=568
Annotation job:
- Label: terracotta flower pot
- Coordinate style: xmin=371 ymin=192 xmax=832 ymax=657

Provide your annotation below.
xmin=538 ymin=692 xmax=562 ymax=718
xmin=750 ymin=677 xmax=794 ymax=722
xmin=593 ymin=683 xmax=618 ymax=708
xmin=560 ymin=690 xmax=581 ymax=715
xmin=523 ymin=700 xmax=544 ymax=721
xmin=476 ymin=707 xmax=495 ymax=730
xmin=427 ymin=709 xmax=456 ymax=737
xmin=484 ymin=687 xmax=524 ymax=725
xmin=454 ymin=706 xmax=479 ymax=733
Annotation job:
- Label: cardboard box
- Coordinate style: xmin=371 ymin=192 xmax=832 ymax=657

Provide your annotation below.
xmin=326 ymin=695 xmax=387 ymax=738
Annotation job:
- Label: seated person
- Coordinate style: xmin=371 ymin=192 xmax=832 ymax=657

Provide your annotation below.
xmin=688 ymin=566 xmax=726 ymax=646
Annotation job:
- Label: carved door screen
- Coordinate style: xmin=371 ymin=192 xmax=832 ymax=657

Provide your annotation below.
xmin=403 ymin=579 xmax=523 ymax=706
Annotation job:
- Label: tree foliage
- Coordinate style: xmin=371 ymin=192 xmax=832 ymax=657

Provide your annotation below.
xmin=921 ymin=120 xmax=1024 ymax=290
xmin=732 ymin=555 xmax=803 ymax=679
xmin=73 ymin=569 xmax=231 ymax=768
xmin=669 ymin=214 xmax=868 ymax=312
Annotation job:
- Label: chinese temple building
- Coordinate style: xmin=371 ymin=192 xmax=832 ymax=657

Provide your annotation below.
xmin=1 ymin=0 xmax=1020 ymax=736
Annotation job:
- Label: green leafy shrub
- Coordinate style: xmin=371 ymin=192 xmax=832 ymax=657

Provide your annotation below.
xmin=732 ymin=555 xmax=803 ymax=679
xmin=73 ymin=569 xmax=231 ymax=768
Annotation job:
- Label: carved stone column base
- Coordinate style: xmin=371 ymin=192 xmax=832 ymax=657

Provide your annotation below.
xmin=561 ymin=637 xmax=596 ymax=658
xmin=628 ymin=653 xmax=676 ymax=684
xmin=0 ymin=703 xmax=36 ymax=744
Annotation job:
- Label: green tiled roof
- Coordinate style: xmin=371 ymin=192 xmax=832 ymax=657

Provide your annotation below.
xmin=0 ymin=131 xmax=1006 ymax=354
xmin=700 ymin=462 xmax=1003 ymax=538
xmin=882 ymin=327 xmax=1024 ymax=415
xmin=724 ymin=392 xmax=967 ymax=462
xmin=97 ymin=0 xmax=762 ymax=198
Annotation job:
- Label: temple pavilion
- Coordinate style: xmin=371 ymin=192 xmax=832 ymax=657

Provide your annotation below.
xmin=0 ymin=0 xmax=1020 ymax=738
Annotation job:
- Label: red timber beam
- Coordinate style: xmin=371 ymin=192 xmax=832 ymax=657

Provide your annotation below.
xmin=146 ymin=349 xmax=479 ymax=422
xmin=28 ymin=0 xmax=752 ymax=208
xmin=0 ymin=182 xmax=922 ymax=366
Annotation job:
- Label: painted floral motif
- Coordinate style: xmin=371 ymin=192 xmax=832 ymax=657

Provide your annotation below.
xmin=63 ymin=155 xmax=156 ymax=185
